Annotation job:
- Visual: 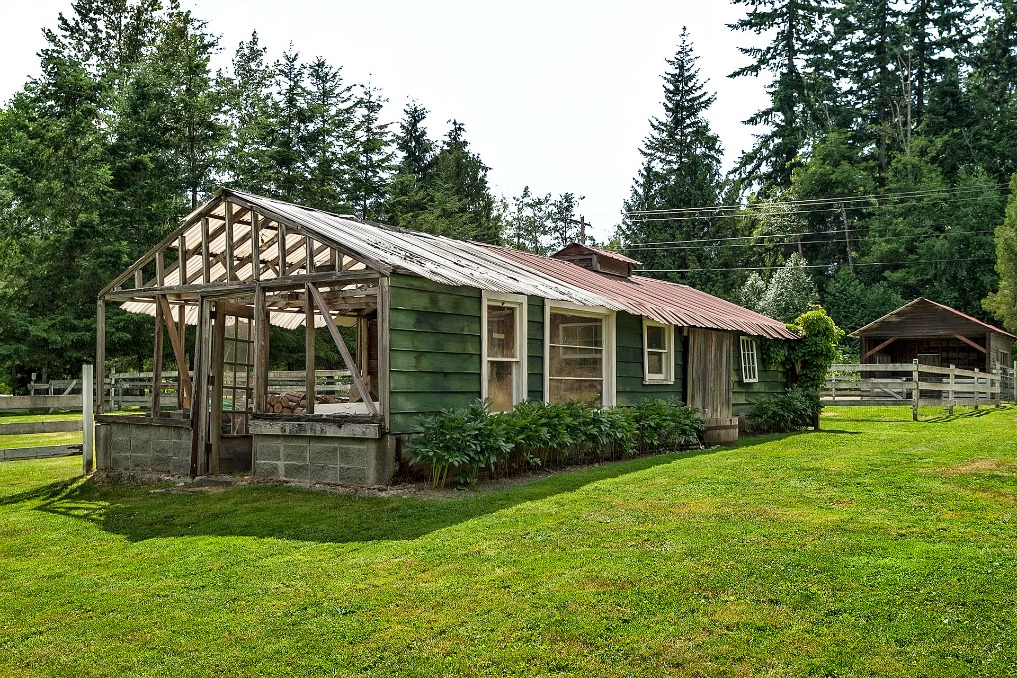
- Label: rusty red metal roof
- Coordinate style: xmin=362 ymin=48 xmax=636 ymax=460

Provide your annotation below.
xmin=850 ymin=297 xmax=1016 ymax=339
xmin=485 ymin=245 xmax=797 ymax=340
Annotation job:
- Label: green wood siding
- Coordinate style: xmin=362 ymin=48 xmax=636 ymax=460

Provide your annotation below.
xmin=616 ymin=311 xmax=684 ymax=406
xmin=731 ymin=335 xmax=790 ymax=416
xmin=388 ymin=274 xmax=481 ymax=433
xmin=527 ymin=297 xmax=544 ymax=401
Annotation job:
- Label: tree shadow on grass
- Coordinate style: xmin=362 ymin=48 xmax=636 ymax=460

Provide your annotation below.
xmin=26 ymin=449 xmax=721 ymax=545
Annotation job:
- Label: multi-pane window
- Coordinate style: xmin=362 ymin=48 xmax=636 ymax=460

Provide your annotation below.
xmin=222 ymin=317 xmax=254 ymax=434
xmin=547 ymin=307 xmax=613 ymax=406
xmin=483 ymin=294 xmax=525 ymax=412
xmin=739 ymin=336 xmax=759 ymax=383
xmin=643 ymin=320 xmax=673 ymax=383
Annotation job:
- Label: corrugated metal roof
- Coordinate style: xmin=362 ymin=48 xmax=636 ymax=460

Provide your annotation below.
xmin=117 ymin=190 xmax=795 ymax=339
xmin=850 ymin=297 xmax=1016 ymax=339
xmin=484 ymin=245 xmax=797 ymax=340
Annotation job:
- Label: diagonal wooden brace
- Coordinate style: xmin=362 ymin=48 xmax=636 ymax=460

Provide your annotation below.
xmin=307 ymin=283 xmax=378 ymax=416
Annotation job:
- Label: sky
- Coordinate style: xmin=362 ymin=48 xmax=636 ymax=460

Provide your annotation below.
xmin=0 ymin=0 xmax=771 ymax=242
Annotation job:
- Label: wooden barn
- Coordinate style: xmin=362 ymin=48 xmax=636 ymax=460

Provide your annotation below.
xmin=94 ymin=189 xmax=796 ymax=485
xmin=852 ymin=298 xmax=1014 ymax=372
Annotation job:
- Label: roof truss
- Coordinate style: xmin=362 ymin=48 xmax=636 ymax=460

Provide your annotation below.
xmin=99 ymin=189 xmax=390 ymax=300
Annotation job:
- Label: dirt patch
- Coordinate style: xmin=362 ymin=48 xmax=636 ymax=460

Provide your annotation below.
xmin=941 ymin=458 xmax=1016 ymax=476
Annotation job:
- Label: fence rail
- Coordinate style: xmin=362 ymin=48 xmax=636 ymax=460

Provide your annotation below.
xmin=104 ymin=369 xmax=351 ymax=409
xmin=823 ymin=360 xmax=1012 ymax=419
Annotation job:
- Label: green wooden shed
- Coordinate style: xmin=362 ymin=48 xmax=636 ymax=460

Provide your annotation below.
xmin=93 ymin=189 xmax=797 ymax=484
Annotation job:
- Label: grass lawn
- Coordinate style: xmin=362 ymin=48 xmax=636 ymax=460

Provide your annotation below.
xmin=1 ymin=407 xmax=1015 ymax=676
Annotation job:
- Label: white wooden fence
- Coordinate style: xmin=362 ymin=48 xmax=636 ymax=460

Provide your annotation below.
xmin=1 ymin=365 xmax=93 ymax=470
xmin=824 ymin=360 xmax=1011 ymax=420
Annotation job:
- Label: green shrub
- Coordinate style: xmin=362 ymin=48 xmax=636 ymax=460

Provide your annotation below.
xmin=787 ymin=307 xmax=843 ymax=391
xmin=747 ymin=387 xmax=821 ymax=434
xmin=626 ymin=397 xmax=706 ymax=453
xmin=406 ymin=400 xmax=511 ymax=487
xmin=408 ymin=398 xmax=705 ymax=487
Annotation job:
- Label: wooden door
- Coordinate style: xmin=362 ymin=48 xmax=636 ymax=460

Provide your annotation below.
xmin=686 ymin=329 xmax=732 ymax=419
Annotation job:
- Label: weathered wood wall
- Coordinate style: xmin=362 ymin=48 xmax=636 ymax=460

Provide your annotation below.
xmin=388 ymin=273 xmax=482 ymax=433
xmin=615 ymin=311 xmax=683 ymax=406
xmin=687 ymin=329 xmax=732 ymax=419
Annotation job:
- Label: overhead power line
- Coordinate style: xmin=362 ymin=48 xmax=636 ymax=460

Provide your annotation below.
xmin=634 ymin=256 xmax=994 ymax=274
xmin=623 ymin=227 xmax=997 ymax=252
xmin=623 ymin=183 xmax=1007 ymax=218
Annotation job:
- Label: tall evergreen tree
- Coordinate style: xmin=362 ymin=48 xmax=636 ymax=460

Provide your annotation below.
xmin=969 ymin=0 xmax=1017 ymax=182
xmin=728 ymin=0 xmax=832 ymax=192
xmin=385 ymin=101 xmax=435 ymax=227
xmin=299 ymin=57 xmax=356 ymax=213
xmin=219 ymin=32 xmax=276 ymax=194
xmin=617 ymin=29 xmax=731 ymax=295
xmin=348 ymin=85 xmax=394 ymax=220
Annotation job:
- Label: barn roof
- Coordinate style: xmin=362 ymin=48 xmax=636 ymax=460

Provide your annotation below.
xmin=850 ymin=297 xmax=1015 ymax=339
xmin=107 ymin=189 xmax=796 ymax=339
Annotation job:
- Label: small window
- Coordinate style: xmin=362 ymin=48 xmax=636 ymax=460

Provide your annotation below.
xmin=482 ymin=293 xmax=526 ymax=411
xmin=643 ymin=320 xmax=674 ymax=383
xmin=740 ymin=336 xmax=759 ymax=383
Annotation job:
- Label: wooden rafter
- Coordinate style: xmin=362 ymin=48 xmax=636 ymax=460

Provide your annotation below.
xmin=864 ymin=336 xmax=898 ymax=360
xmin=955 ymin=335 xmax=987 ymax=353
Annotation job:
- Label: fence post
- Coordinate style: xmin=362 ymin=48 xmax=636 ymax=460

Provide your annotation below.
xmin=974 ymin=368 xmax=980 ymax=409
xmin=912 ymin=359 xmax=920 ymax=421
xmin=82 ymin=364 xmax=94 ymax=475
xmin=947 ymin=364 xmax=955 ymax=414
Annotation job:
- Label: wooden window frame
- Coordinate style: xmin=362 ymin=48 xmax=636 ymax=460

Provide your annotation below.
xmin=481 ymin=291 xmax=527 ymax=411
xmin=739 ymin=336 xmax=759 ymax=383
xmin=642 ymin=319 xmax=675 ymax=384
xmin=544 ymin=301 xmax=616 ymax=407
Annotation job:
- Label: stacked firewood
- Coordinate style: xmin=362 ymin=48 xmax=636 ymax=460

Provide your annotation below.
xmin=265 ymin=391 xmax=342 ymax=414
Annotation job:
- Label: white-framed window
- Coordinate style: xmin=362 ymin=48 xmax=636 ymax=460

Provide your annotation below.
xmin=481 ymin=292 xmax=527 ymax=412
xmin=739 ymin=336 xmax=759 ymax=383
xmin=544 ymin=302 xmax=616 ymax=407
xmin=643 ymin=319 xmax=674 ymax=384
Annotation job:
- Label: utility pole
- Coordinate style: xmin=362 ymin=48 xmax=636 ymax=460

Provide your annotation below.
xmin=568 ymin=216 xmax=589 ymax=245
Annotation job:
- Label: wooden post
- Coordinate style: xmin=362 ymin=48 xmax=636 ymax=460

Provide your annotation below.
xmin=225 ymin=201 xmax=235 ymax=281
xmin=974 ymin=368 xmax=980 ymax=410
xmin=177 ymin=304 xmax=187 ymax=410
xmin=96 ymin=299 xmax=106 ymax=414
xmin=253 ymin=285 xmax=268 ymax=414
xmin=178 ymin=235 xmax=188 ymax=287
xmin=277 ymin=223 xmax=287 ymax=278
xmin=305 ymin=286 xmax=315 ymax=415
xmin=187 ymin=297 xmax=213 ymax=476
xmin=251 ymin=212 xmax=261 ymax=283
xmin=201 ymin=216 xmax=211 ymax=284
xmin=156 ymin=251 xmax=165 ymax=287
xmin=82 ymin=363 xmax=94 ymax=475
xmin=151 ymin=296 xmax=164 ymax=416
xmin=947 ymin=364 xmax=955 ymax=414
xmin=912 ymin=358 xmax=919 ymax=421
xmin=379 ymin=276 xmax=391 ymax=429
xmin=210 ymin=303 xmax=226 ymax=475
